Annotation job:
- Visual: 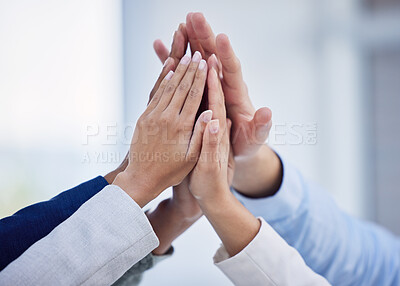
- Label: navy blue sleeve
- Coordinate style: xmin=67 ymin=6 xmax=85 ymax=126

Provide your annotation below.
xmin=0 ymin=176 xmax=109 ymax=271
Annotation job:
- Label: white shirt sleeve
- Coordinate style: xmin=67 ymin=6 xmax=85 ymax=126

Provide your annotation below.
xmin=0 ymin=185 xmax=159 ymax=286
xmin=213 ymin=218 xmax=330 ymax=286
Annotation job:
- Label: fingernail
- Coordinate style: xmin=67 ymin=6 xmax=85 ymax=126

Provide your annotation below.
xmin=163 ymin=57 xmax=172 ymax=68
xmin=198 ymin=59 xmax=207 ymax=70
xmin=165 ymin=70 xmax=174 ymax=80
xmin=180 ymin=54 xmax=191 ymax=65
xmin=202 ymin=110 xmax=213 ymax=123
xmin=192 ymin=51 xmax=201 ymax=63
xmin=209 ymin=119 xmax=219 ymax=134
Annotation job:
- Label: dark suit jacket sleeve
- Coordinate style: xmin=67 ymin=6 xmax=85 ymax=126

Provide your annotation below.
xmin=0 ymin=176 xmax=108 ymax=271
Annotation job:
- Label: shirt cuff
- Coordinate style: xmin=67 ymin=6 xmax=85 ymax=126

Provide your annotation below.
xmin=213 ymin=218 xmax=276 ymax=285
xmin=232 ymin=155 xmax=305 ymax=221
xmin=213 ymin=218 xmax=329 ymax=286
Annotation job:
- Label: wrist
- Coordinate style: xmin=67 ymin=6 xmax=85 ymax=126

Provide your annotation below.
xmin=195 ymin=184 xmax=232 ymax=213
xmin=233 ymin=145 xmax=282 ymax=198
xmin=104 ymin=152 xmax=129 ymax=184
xmin=169 ymin=197 xmax=202 ymax=223
xmin=112 ymin=171 xmax=157 ymax=208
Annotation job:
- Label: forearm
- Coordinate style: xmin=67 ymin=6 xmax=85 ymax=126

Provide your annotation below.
xmin=198 ymin=190 xmax=260 ymax=257
xmin=233 ymin=145 xmax=282 ymax=198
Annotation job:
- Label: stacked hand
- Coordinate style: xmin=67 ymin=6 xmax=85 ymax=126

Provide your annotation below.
xmin=107 ymin=12 xmax=283 ymax=256
xmin=114 ymin=52 xmax=209 ymax=207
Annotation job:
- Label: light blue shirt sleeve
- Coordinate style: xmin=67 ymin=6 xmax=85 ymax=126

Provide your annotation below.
xmin=233 ymin=156 xmax=400 ymax=286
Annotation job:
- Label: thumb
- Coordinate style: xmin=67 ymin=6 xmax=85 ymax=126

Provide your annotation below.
xmin=252 ymin=107 xmax=272 ymax=144
xmin=187 ymin=110 xmax=213 ymax=161
xmin=199 ymin=119 xmax=220 ymax=167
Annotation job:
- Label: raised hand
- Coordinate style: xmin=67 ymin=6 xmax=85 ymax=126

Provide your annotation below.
xmin=114 ymin=52 xmax=209 ymax=207
xmin=187 ymin=68 xmax=259 ymax=257
xmin=189 ymin=67 xmax=234 ymax=201
xmin=154 ymin=13 xmax=281 ymax=198
xmin=153 ymin=13 xmax=271 ymax=158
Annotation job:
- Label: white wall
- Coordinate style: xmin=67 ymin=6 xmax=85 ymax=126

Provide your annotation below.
xmin=0 ymin=0 xmax=124 ymax=215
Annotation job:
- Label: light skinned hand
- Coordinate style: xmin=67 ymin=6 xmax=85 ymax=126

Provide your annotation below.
xmin=114 ymin=52 xmax=210 ymax=207
xmin=187 ymin=69 xmax=260 ymax=258
xmin=154 ymin=13 xmax=272 ymax=158
xmin=153 ymin=23 xmax=205 ymax=218
xmin=189 ymin=68 xmax=235 ymax=201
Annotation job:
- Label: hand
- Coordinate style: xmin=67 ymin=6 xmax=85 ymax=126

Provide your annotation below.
xmin=188 ymin=67 xmax=234 ymax=202
xmin=113 ymin=53 xmax=209 ymax=207
xmin=154 ymin=13 xmax=272 ymax=158
xmin=154 ymin=14 xmax=281 ymax=198
xmin=106 ymin=23 xmax=190 ymax=186
xmin=187 ymin=68 xmax=259 ymax=257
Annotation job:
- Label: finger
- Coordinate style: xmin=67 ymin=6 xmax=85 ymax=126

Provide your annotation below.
xmin=224 ymin=119 xmax=233 ymax=172
xmin=146 ymin=70 xmax=174 ymax=112
xmin=191 ymin=12 xmax=217 ymax=59
xmin=207 ymin=53 xmax=220 ymax=77
xmin=216 ymin=34 xmax=244 ymax=91
xmin=170 ymin=24 xmax=188 ymax=66
xmin=167 ymin=51 xmax=202 ymax=112
xmin=252 ymin=107 xmax=272 ymax=144
xmin=180 ymin=59 xmax=208 ymax=122
xmin=156 ymin=54 xmax=192 ymax=111
xmin=148 ymin=57 xmax=175 ymax=104
xmin=153 ymin=39 xmax=169 ymax=64
xmin=207 ymin=68 xmax=226 ymax=128
xmin=186 ymin=110 xmax=213 ymax=161
xmin=186 ymin=13 xmax=205 ymax=56
xmin=198 ymin=119 xmax=220 ymax=167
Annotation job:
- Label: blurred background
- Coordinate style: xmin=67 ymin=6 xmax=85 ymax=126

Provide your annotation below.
xmin=1 ymin=0 xmax=399 ymax=285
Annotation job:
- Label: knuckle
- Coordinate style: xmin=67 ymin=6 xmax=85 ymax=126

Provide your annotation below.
xmin=159 ymin=114 xmax=170 ymax=125
xmin=195 ymin=71 xmax=204 ymax=80
xmin=137 ymin=116 xmax=146 ymax=128
xmin=187 ymin=65 xmax=197 ymax=73
xmin=165 ymin=83 xmax=176 ymax=94
xmin=146 ymin=116 xmax=157 ymax=127
xmin=150 ymin=93 xmax=160 ymax=103
xmin=178 ymin=82 xmax=189 ymax=92
xmin=189 ymin=88 xmax=200 ymax=98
